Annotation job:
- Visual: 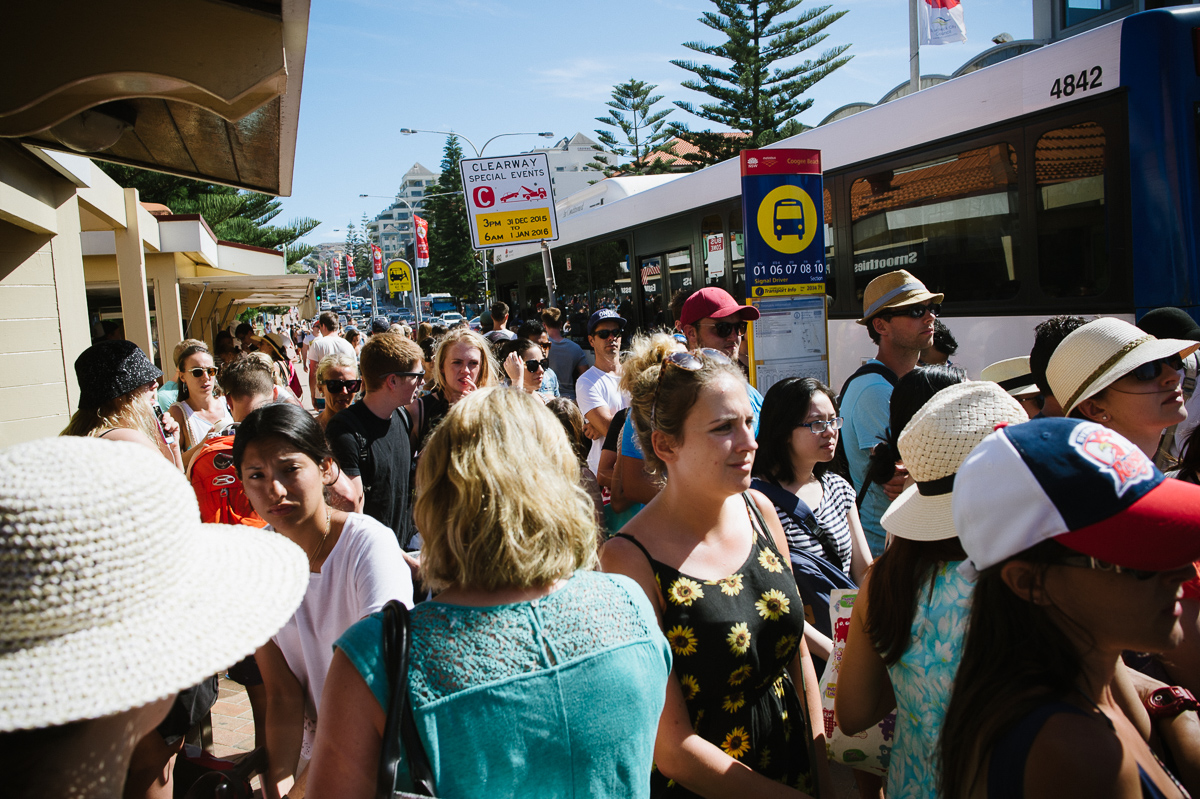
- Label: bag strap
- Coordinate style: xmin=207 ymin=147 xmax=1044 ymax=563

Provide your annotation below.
xmin=376 ymin=601 xmax=434 ymax=798
xmin=751 ymin=478 xmax=844 ymax=572
xmin=836 ymin=361 xmax=898 ymax=406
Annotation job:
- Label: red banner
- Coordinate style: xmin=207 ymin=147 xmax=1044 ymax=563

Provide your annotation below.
xmin=371 ymin=244 xmax=383 ymax=277
xmin=332 ymin=257 xmax=340 ymax=278
xmin=347 ymin=252 xmax=356 ymax=280
xmin=414 ymin=215 xmax=429 ymax=269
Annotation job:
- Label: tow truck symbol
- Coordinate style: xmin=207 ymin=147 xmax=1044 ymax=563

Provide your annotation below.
xmin=501 ymin=186 xmax=548 ymax=202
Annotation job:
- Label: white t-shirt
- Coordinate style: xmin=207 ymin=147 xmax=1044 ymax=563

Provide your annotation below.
xmin=271 ymin=513 xmax=413 ymax=754
xmin=308 ymin=332 xmax=355 ymax=366
xmin=576 ymin=366 xmax=627 ymax=475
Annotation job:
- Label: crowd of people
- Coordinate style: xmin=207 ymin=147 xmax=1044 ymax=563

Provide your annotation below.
xmin=3 ymin=274 xmax=1200 ymax=799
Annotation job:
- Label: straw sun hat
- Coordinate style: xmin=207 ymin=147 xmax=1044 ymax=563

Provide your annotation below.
xmin=881 ymin=381 xmax=1028 ymax=542
xmin=856 ymin=269 xmax=944 ymax=325
xmin=981 ymin=356 xmax=1038 ymax=398
xmin=0 ymin=436 xmax=309 ymax=732
xmin=1047 ymin=317 xmax=1200 ymax=416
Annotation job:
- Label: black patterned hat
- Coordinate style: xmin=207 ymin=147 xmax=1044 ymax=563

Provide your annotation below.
xmin=74 ymin=340 xmax=162 ymax=410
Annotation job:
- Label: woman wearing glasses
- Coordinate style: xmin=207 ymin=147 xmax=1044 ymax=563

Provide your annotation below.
xmin=168 ymin=340 xmax=232 ymax=454
xmin=315 ymin=353 xmax=360 ymax=431
xmin=499 ymin=338 xmax=552 ymax=402
xmin=602 ymin=349 xmax=830 ymax=798
xmin=1047 ymin=317 xmax=1200 ymax=457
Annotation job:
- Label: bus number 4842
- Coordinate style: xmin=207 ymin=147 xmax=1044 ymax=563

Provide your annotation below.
xmin=1051 ymin=66 xmax=1102 ymax=99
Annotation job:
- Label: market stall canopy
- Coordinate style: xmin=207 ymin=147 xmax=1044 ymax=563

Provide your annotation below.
xmin=0 ymin=0 xmax=309 ymax=196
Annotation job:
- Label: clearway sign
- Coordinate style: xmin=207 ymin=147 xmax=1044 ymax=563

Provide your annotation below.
xmin=459 ymin=152 xmax=559 ymax=249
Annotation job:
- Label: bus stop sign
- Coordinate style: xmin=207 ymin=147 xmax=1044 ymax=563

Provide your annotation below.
xmin=740 ymin=149 xmax=825 ymax=299
xmin=386 ymin=259 xmax=412 ymax=294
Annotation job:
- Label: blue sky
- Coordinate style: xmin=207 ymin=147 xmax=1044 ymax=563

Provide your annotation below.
xmin=292 ymin=0 xmax=1034 ymax=244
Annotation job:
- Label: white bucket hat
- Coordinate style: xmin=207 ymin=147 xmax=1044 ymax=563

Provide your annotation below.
xmin=881 ymin=382 xmax=1028 ymax=541
xmin=0 ymin=437 xmax=309 ymax=732
xmin=1047 ymin=317 xmax=1199 ymax=415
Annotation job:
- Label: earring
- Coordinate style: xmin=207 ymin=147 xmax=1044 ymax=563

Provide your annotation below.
xmin=1101 ymin=414 xmax=1110 ymax=422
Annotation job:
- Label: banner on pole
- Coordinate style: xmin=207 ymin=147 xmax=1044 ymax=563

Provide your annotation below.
xmin=332 ymin=255 xmax=341 ymax=279
xmin=345 ymin=253 xmax=355 ymax=281
xmin=414 ymin=216 xmax=430 ymax=269
xmin=371 ymin=244 xmax=383 ymax=277
xmin=918 ymin=0 xmax=966 ymax=46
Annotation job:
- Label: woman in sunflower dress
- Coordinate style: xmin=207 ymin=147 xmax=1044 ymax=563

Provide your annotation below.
xmin=602 ymin=349 xmax=830 ymax=799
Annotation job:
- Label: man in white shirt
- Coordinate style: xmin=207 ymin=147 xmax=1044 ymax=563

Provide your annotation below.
xmin=576 ymin=309 xmax=627 ymax=475
xmin=307 ymin=312 xmax=355 ymax=403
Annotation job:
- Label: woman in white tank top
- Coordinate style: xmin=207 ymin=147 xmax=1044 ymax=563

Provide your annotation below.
xmin=169 ymin=343 xmax=232 ymax=456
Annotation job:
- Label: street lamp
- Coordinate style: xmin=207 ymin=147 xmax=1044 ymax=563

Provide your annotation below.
xmin=398 ymin=128 xmax=554 ymax=158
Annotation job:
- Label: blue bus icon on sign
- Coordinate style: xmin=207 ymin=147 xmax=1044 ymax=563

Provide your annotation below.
xmin=774 ymin=198 xmax=804 ymax=238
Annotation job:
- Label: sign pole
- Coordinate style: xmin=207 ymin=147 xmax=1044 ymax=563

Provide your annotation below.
xmin=540 ymin=240 xmax=556 ymax=308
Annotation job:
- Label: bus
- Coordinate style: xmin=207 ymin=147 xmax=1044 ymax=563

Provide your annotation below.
xmin=421 ymin=293 xmax=457 ymax=318
xmin=493 ymin=8 xmax=1200 ymax=385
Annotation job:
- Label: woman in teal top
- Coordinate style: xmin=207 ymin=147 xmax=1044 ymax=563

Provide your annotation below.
xmin=306 ymin=388 xmax=671 ymax=799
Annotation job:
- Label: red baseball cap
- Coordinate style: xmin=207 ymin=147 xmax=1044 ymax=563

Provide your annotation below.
xmin=679 ymin=287 xmax=761 ymax=329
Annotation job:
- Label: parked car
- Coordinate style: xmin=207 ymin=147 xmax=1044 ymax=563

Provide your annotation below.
xmin=441 ymin=311 xmax=465 ymax=326
xmin=468 ymin=316 xmax=482 ymax=331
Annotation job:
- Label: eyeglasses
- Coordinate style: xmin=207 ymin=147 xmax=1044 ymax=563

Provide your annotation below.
xmin=187 ymin=367 xmax=219 ymax=378
xmin=800 ymin=416 xmax=844 ymax=434
xmin=525 ymin=358 xmax=549 ymax=374
xmin=1057 ymin=554 xmax=1159 ymax=581
xmin=1128 ymin=354 xmax=1185 ymax=382
xmin=880 ymin=303 xmax=941 ymax=320
xmin=383 ymin=371 xmax=425 ymax=382
xmin=650 ymin=348 xmax=732 ymax=427
xmin=699 ymin=320 xmax=748 ymax=338
xmin=321 ymin=378 xmax=362 ymax=394
xmin=592 ymin=328 xmax=621 ymax=340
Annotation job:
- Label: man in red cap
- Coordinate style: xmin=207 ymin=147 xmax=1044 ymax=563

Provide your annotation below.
xmin=679 ymin=287 xmax=763 ymax=433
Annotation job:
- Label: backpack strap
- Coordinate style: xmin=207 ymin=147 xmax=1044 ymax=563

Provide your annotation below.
xmin=337 ymin=407 xmax=374 ymax=497
xmin=836 ymin=361 xmax=898 ymax=406
xmin=750 ymin=477 xmax=843 ymax=571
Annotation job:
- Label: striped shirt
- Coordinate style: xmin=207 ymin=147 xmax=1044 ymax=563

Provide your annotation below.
xmin=769 ymin=472 xmax=856 ymax=576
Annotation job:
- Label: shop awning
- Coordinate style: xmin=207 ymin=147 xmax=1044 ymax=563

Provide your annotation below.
xmin=179 ymin=274 xmax=316 ymax=340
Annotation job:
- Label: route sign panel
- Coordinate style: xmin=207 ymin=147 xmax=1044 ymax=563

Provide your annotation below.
xmin=459 ymin=152 xmax=559 ymax=249
xmin=740 ymin=149 xmax=826 ymax=299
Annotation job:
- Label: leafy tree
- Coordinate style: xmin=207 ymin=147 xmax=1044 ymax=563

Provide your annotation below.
xmin=94 ymin=162 xmax=319 ymax=267
xmin=588 ymin=79 xmax=676 ymax=177
xmin=670 ymin=0 xmax=851 ymax=167
xmin=425 ymin=136 xmax=480 ymax=302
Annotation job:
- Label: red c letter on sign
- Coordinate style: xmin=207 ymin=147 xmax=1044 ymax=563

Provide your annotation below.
xmin=474 ymin=186 xmax=495 ymax=208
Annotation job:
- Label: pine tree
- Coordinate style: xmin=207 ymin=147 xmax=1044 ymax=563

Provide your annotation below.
xmin=670 ymin=0 xmax=851 ymax=167
xmin=588 ymin=79 xmax=676 ymax=177
xmin=425 ymin=136 xmax=480 ymax=302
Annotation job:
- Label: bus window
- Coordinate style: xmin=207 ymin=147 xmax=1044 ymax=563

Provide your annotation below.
xmin=552 ymin=249 xmax=588 ymax=315
xmin=524 ymin=260 xmax=548 ymax=315
xmin=587 ymin=238 xmax=632 ymax=339
xmin=729 ymin=211 xmax=745 ymax=301
xmin=824 ymin=186 xmax=836 ymax=304
xmin=701 ymin=214 xmax=725 ymax=292
xmin=666 ymin=248 xmax=693 ymax=329
xmin=1035 ymin=122 xmax=1108 ymax=298
xmin=850 ymin=143 xmax=1020 ymax=305
xmin=641 ymin=256 xmax=664 ymax=330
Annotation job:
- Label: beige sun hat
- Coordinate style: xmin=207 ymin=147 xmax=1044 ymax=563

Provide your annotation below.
xmin=881 ymin=381 xmax=1028 ymax=541
xmin=981 ymin=356 xmax=1039 ymax=398
xmin=1046 ymin=317 xmax=1200 ymax=416
xmin=0 ymin=436 xmax=309 ymax=732
xmin=856 ymin=269 xmax=944 ymax=325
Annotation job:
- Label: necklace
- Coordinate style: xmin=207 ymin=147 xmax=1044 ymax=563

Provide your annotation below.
xmin=308 ymin=507 xmax=332 ymax=571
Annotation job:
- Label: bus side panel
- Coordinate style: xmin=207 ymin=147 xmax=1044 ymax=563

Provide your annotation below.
xmin=1122 ymin=8 xmax=1200 ymax=315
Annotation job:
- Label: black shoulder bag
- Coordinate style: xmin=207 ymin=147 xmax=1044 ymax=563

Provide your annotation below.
xmin=376 ymin=600 xmax=436 ymax=799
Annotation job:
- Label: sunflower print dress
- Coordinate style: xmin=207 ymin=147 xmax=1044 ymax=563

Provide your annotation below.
xmin=615 ymin=494 xmax=813 ymax=796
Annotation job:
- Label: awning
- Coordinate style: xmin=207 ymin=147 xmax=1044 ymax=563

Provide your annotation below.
xmin=179 ymin=274 xmax=316 ymax=341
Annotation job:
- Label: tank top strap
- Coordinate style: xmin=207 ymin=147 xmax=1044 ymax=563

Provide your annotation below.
xmin=611 ymin=532 xmax=657 ymax=566
xmin=741 ymin=491 xmax=782 ymax=554
xmin=987 ymin=700 xmax=1091 ymax=799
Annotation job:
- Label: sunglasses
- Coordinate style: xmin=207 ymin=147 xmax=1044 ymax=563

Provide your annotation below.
xmin=800 ymin=416 xmax=844 ymax=434
xmin=383 ymin=371 xmax=425 ymax=382
xmin=650 ymin=348 xmax=732 ymax=427
xmin=187 ymin=367 xmax=219 ymax=378
xmin=322 ymin=378 xmax=362 ymax=394
xmin=1057 ymin=554 xmax=1160 ymax=581
xmin=699 ymin=320 xmax=748 ymax=338
xmin=525 ymin=358 xmax=549 ymax=374
xmin=592 ymin=328 xmax=622 ymax=340
xmin=880 ymin=303 xmax=941 ymax=320
xmin=1128 ymin=354 xmax=1185 ymax=382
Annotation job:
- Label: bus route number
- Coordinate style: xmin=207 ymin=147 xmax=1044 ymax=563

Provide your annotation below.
xmin=1050 ymin=66 xmax=1102 ymax=100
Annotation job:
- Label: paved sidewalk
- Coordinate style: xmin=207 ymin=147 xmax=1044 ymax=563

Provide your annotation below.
xmin=211 ymin=675 xmax=256 ymax=758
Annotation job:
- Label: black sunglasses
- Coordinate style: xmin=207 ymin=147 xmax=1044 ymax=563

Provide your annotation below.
xmin=650 ymin=349 xmax=732 ymax=427
xmin=1057 ymin=554 xmax=1160 ymax=581
xmin=699 ymin=320 xmax=748 ymax=338
xmin=525 ymin=358 xmax=549 ymax=374
xmin=383 ymin=371 xmax=425 ymax=382
xmin=880 ymin=303 xmax=941 ymax=320
xmin=1128 ymin=354 xmax=1185 ymax=382
xmin=187 ymin=367 xmax=219 ymax=378
xmin=592 ymin=328 xmax=622 ymax=340
xmin=322 ymin=378 xmax=362 ymax=394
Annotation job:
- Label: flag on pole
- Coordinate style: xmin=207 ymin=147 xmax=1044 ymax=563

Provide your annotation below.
xmin=347 ymin=252 xmax=356 ymax=280
xmin=371 ymin=244 xmax=383 ymax=277
xmin=918 ymin=0 xmax=966 ymax=46
xmin=333 ymin=255 xmax=341 ymax=278
xmin=414 ymin=216 xmax=430 ymax=270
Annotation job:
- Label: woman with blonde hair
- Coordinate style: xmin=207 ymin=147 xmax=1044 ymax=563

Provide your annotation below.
xmin=315 ymin=353 xmax=360 ymax=431
xmin=602 ymin=349 xmax=829 ymax=798
xmin=168 ymin=340 xmax=232 ymax=456
xmin=308 ymin=388 xmax=671 ymax=798
xmin=407 ymin=326 xmax=499 ymax=447
xmin=63 ymin=340 xmax=182 ymax=470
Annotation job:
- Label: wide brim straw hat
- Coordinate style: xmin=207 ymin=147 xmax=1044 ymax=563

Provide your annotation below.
xmin=857 ymin=269 xmax=944 ymax=325
xmin=1046 ymin=317 xmax=1200 ymax=415
xmin=0 ymin=437 xmax=309 ymax=732
xmin=981 ymin=356 xmax=1039 ymax=398
xmin=881 ymin=381 xmax=1028 ymax=542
